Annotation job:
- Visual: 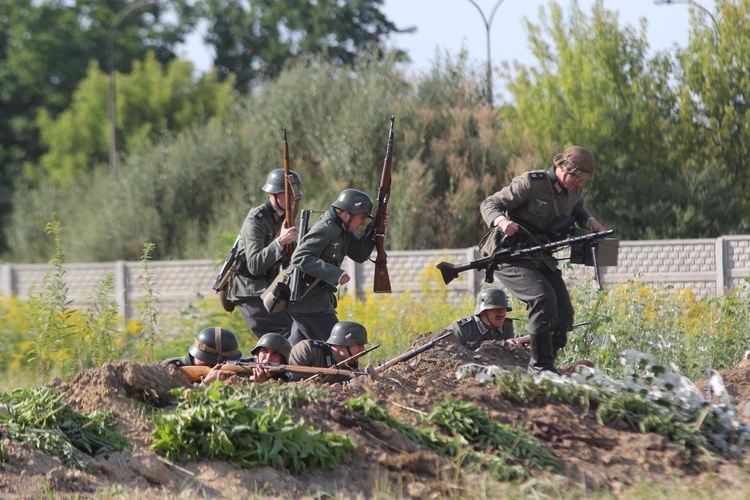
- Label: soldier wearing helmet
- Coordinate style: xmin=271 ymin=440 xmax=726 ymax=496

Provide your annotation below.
xmin=287 ymin=321 xmax=369 ymax=383
xmin=480 ymin=146 xmax=606 ymax=374
xmin=162 ymin=327 xmax=247 ymax=383
xmin=448 ymin=288 xmax=515 ymax=350
xmin=246 ymin=332 xmax=293 ymax=382
xmin=286 ymin=189 xmax=383 ymax=345
xmin=225 ymin=168 xmax=303 ymax=338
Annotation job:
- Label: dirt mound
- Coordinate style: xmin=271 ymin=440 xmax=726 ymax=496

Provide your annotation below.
xmin=3 ymin=334 xmax=750 ymax=498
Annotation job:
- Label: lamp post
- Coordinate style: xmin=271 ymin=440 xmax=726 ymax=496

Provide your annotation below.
xmin=465 ymin=0 xmax=506 ymax=108
xmin=107 ymin=0 xmax=161 ymax=178
xmin=653 ymin=0 xmax=719 ymax=32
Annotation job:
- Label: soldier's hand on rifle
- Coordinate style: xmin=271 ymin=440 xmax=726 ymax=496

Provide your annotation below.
xmin=276 ymin=225 xmax=299 ymax=246
xmin=587 ymin=218 xmax=605 ymax=232
xmin=495 ymin=217 xmax=519 ymax=236
xmin=250 ymin=364 xmax=272 ymax=382
xmin=203 ymin=363 xmax=235 ymax=384
xmin=339 ymin=273 xmax=351 ymax=285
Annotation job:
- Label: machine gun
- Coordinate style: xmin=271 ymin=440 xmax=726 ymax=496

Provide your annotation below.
xmin=372 ymin=116 xmax=394 ymax=293
xmin=436 ymin=229 xmax=616 ymax=289
xmin=374 ymin=331 xmax=453 ymax=374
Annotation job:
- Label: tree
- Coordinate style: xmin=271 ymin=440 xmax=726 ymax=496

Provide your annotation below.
xmin=677 ymin=0 xmax=750 ymax=194
xmin=0 ymin=0 xmax=197 ymax=250
xmin=200 ymin=0 xmax=402 ymax=92
xmin=36 ymin=53 xmax=234 ymax=183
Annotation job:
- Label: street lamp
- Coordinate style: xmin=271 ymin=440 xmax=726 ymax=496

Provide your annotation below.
xmin=107 ymin=0 xmax=161 ymax=179
xmin=653 ymin=0 xmax=719 ymax=33
xmin=465 ymin=0 xmax=506 ymax=108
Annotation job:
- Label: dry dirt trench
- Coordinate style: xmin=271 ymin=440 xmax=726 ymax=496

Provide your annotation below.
xmin=2 ymin=331 xmax=750 ymax=498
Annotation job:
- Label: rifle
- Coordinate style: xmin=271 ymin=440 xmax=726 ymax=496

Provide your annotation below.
xmin=180 ymin=361 xmax=366 ymax=384
xmin=289 ymin=209 xmax=311 ymax=303
xmin=372 ymin=116 xmax=394 ymax=293
xmin=436 ymin=229 xmax=615 ymax=286
xmin=303 ymin=343 xmax=380 ymax=385
xmin=374 ymin=331 xmax=453 ymax=374
xmin=282 ymin=128 xmax=299 ymax=261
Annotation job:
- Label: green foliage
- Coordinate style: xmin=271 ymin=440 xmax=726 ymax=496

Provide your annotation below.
xmin=36 ymin=53 xmax=234 ymax=184
xmin=201 ymin=0 xmax=401 ymax=92
xmin=345 ymin=393 xmax=554 ymax=482
xmin=0 ymin=386 xmax=131 ymax=471
xmin=564 ymin=277 xmax=750 ymax=381
xmin=0 ymin=0 xmax=198 ymax=252
xmin=76 ymin=273 xmax=120 ymax=370
xmin=138 ymin=243 xmax=160 ymax=363
xmin=427 ymin=399 xmax=558 ymax=474
xmin=151 ymin=383 xmax=353 ymax=474
xmin=26 ymin=219 xmax=76 ymax=380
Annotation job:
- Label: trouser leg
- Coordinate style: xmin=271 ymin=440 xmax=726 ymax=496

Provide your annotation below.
xmin=288 ymin=312 xmax=338 ymax=346
xmin=544 ymin=268 xmax=574 ymax=358
xmin=495 ymin=260 xmax=562 ymax=373
xmin=236 ymin=297 xmax=293 ymax=339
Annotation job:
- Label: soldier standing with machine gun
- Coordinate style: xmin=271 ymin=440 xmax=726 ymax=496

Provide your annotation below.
xmin=480 ymin=146 xmax=606 ymax=374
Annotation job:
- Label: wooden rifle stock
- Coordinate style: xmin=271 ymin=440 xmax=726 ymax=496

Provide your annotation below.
xmin=508 ymin=321 xmax=591 ymax=348
xmin=374 ymin=331 xmax=452 ymax=374
xmin=436 ymin=230 xmax=615 ymax=285
xmin=372 ymin=116 xmax=394 ymax=293
xmin=282 ymin=128 xmax=296 ymax=261
xmin=303 ymin=343 xmax=380 ymax=385
xmin=179 ymin=362 xmax=366 ymax=384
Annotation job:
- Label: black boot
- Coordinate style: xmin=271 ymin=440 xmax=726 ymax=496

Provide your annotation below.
xmin=552 ymin=329 xmax=568 ymax=359
xmin=528 ymin=332 xmax=559 ymax=374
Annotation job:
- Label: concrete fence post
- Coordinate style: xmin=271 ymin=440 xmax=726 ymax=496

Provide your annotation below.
xmin=114 ymin=260 xmax=128 ymax=325
xmin=715 ymin=237 xmax=728 ymax=296
xmin=1 ymin=264 xmax=12 ymax=296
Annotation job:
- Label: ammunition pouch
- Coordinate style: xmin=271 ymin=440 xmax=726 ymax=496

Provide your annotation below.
xmin=261 ymin=270 xmax=292 ymax=313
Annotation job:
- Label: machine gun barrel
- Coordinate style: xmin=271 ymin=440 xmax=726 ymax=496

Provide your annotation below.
xmin=436 ymin=230 xmax=615 ymax=285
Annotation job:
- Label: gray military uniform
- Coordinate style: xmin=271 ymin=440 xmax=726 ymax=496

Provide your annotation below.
xmin=226 ymin=199 xmax=293 ymax=338
xmin=448 ymin=316 xmax=515 ymax=350
xmin=286 ymin=339 xmax=352 ymax=384
xmin=480 ymin=167 xmax=596 ymax=366
xmin=287 ymin=208 xmax=377 ymax=344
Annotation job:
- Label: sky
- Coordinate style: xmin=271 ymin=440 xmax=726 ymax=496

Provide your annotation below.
xmin=178 ymin=0 xmax=713 ymax=82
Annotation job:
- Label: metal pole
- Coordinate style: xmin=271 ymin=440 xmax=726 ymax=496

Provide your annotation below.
xmin=107 ymin=0 xmax=161 ymax=179
xmin=653 ymin=0 xmax=719 ymax=33
xmin=465 ymin=0 xmax=506 ymax=108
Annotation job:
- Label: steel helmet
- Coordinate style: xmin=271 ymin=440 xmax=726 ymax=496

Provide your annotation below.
xmin=251 ymin=332 xmax=292 ymax=363
xmin=553 ymin=146 xmax=595 ymax=181
xmin=331 ymin=189 xmax=373 ymax=218
xmin=262 ymin=168 xmax=303 ymax=196
xmin=189 ymin=327 xmax=242 ymax=365
xmin=327 ymin=321 xmax=370 ymax=347
xmin=475 ymin=288 xmax=512 ymax=315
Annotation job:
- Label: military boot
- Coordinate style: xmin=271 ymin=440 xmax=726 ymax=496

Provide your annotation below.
xmin=528 ymin=332 xmax=559 ymax=374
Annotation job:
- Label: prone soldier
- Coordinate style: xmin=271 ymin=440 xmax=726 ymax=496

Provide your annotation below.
xmin=448 ymin=288 xmax=515 ymax=350
xmin=287 ymin=321 xmax=369 ymax=384
xmin=162 ymin=327 xmax=246 ymax=384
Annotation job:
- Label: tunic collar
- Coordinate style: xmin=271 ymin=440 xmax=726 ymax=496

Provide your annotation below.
xmin=265 ymin=199 xmax=284 ymax=223
xmin=548 ymin=166 xmax=566 ymax=194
